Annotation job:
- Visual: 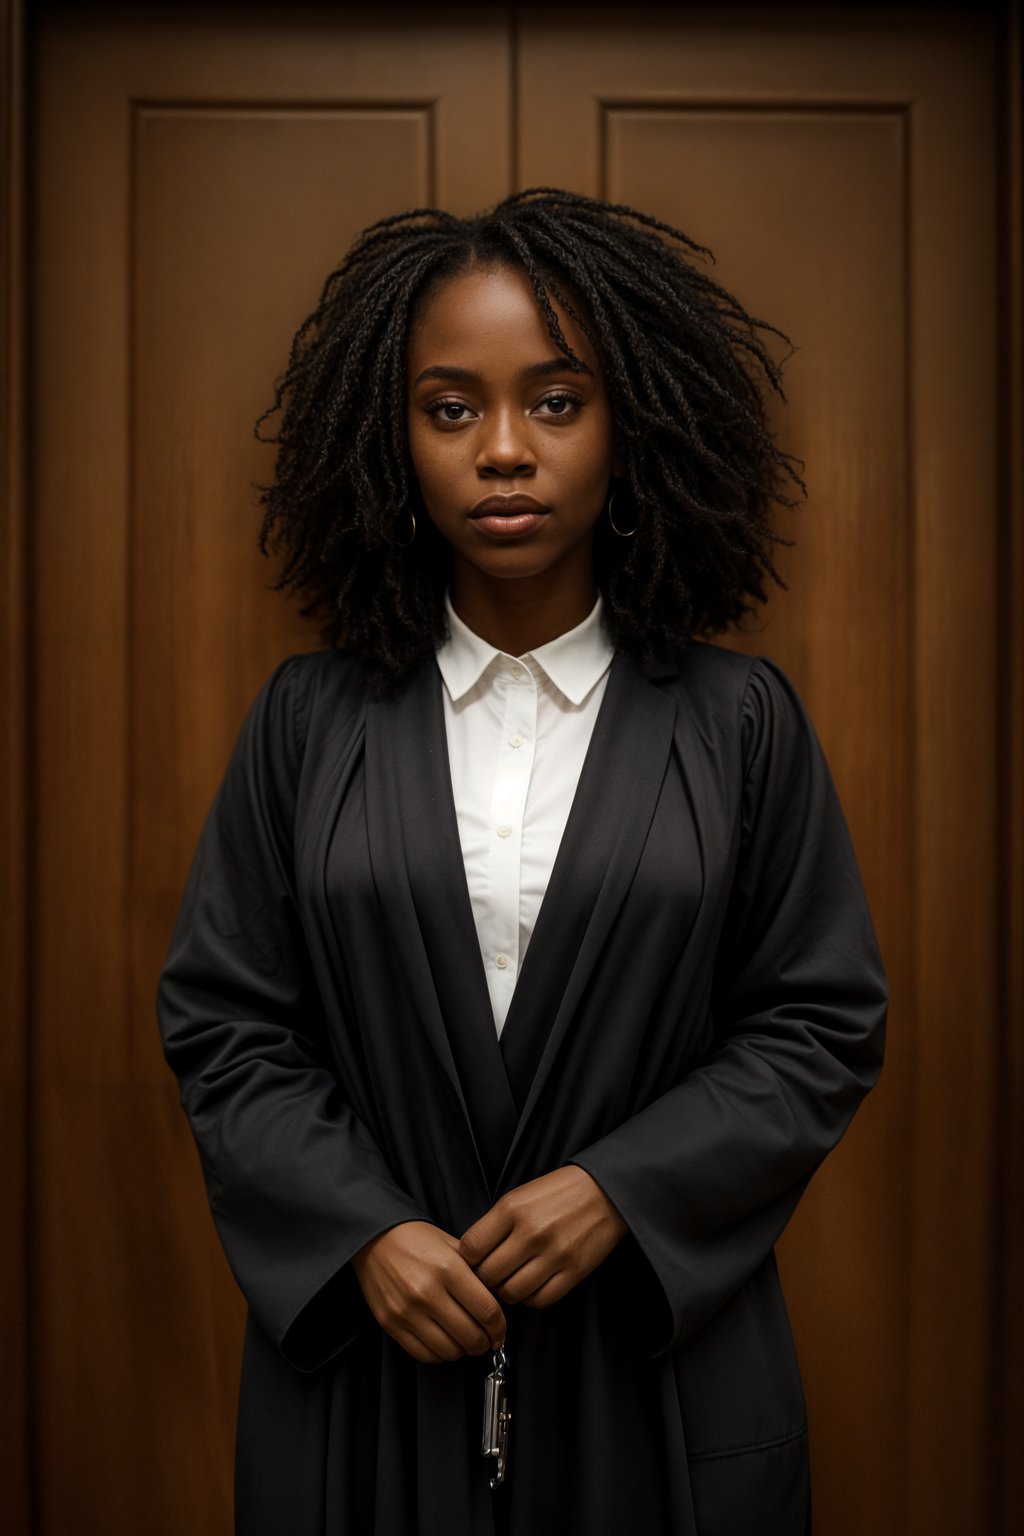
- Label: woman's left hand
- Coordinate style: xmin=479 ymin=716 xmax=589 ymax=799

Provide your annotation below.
xmin=458 ymin=1165 xmax=629 ymax=1310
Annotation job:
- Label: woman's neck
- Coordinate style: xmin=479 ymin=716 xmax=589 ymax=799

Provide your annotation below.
xmin=449 ymin=574 xmax=598 ymax=656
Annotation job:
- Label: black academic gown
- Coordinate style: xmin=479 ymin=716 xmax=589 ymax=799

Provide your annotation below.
xmin=156 ymin=640 xmax=887 ymax=1536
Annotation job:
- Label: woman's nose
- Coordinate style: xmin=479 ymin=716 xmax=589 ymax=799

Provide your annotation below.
xmin=476 ymin=407 xmax=535 ymax=477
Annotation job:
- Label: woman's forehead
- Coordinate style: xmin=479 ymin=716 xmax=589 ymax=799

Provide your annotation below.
xmin=407 ymin=263 xmax=600 ymax=379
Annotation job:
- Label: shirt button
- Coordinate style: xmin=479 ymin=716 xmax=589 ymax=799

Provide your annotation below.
xmin=497 ymin=825 xmax=512 ymax=838
xmin=509 ymin=735 xmax=524 ymax=749
xmin=495 ymin=954 xmax=509 ymax=969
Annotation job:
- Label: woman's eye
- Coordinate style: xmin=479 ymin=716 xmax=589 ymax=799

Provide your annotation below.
xmin=426 ymin=399 xmax=474 ymax=423
xmin=537 ymin=393 xmax=583 ymax=418
xmin=424 ymin=393 xmax=582 ymax=424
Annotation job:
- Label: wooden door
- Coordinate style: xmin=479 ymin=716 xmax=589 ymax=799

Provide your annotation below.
xmin=26 ymin=8 xmax=511 ymax=1533
xmin=513 ymin=9 xmax=1011 ymax=1532
xmin=13 ymin=3 xmax=1020 ymax=1533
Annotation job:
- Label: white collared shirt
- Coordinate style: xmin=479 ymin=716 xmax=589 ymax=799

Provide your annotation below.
xmin=436 ymin=594 xmax=615 ymax=1035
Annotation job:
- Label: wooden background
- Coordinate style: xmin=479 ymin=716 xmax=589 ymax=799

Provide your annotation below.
xmin=3 ymin=2 xmax=1021 ymax=1532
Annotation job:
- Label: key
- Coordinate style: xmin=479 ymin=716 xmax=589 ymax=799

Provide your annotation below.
xmin=481 ymin=1347 xmax=511 ymax=1487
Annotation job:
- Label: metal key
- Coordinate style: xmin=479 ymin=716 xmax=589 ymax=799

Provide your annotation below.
xmin=481 ymin=1346 xmax=511 ymax=1486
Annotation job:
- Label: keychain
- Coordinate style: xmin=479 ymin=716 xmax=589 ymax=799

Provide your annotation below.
xmin=481 ymin=1346 xmax=511 ymax=1487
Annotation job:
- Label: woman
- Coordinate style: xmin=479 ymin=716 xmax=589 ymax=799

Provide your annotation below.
xmin=157 ymin=189 xmax=887 ymax=1536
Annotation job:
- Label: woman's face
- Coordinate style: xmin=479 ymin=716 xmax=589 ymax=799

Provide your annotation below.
xmin=406 ymin=262 xmax=619 ymax=603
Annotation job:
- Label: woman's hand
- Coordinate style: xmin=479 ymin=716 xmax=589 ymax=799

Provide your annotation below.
xmin=352 ymin=1221 xmax=506 ymax=1365
xmin=458 ymin=1166 xmax=629 ymax=1310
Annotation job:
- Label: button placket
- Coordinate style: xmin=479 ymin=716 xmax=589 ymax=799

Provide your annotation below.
xmin=484 ymin=662 xmax=537 ymax=1022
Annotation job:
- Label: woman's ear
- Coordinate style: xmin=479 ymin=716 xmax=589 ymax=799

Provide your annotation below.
xmin=611 ymin=434 xmax=626 ymax=480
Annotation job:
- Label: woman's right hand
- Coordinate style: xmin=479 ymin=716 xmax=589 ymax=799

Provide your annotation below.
xmin=352 ymin=1220 xmax=506 ymax=1364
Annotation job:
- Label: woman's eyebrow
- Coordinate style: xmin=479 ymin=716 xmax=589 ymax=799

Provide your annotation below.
xmin=412 ymin=365 xmax=476 ymax=386
xmin=523 ymin=357 xmax=595 ymax=380
xmin=412 ymin=357 xmax=594 ymax=387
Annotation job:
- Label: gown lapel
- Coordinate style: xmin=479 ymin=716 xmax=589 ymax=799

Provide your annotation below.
xmin=365 ymin=662 xmax=519 ymax=1192
xmin=365 ymin=649 xmax=677 ymax=1193
xmin=497 ymin=651 xmax=678 ymax=1180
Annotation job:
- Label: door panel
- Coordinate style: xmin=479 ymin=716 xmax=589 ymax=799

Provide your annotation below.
xmin=131 ymin=103 xmax=431 ymax=1076
xmin=31 ymin=9 xmax=510 ymax=1531
xmin=518 ymin=9 xmax=997 ymax=1532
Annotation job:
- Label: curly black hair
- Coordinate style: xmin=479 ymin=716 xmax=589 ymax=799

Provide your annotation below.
xmin=256 ymin=188 xmax=804 ymax=688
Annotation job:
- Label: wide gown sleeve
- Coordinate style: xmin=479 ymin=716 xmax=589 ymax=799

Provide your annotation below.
xmin=571 ymin=657 xmax=887 ymax=1354
xmin=156 ymin=656 xmax=429 ymax=1372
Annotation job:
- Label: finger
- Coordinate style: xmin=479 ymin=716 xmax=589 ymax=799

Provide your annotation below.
xmin=434 ymin=1294 xmax=494 ymax=1357
xmin=447 ymin=1266 xmax=506 ymax=1348
xmin=495 ymin=1258 xmax=551 ymax=1306
xmin=475 ymin=1236 xmax=537 ymax=1293
xmin=521 ymin=1271 xmax=573 ymax=1310
xmin=392 ymin=1325 xmax=445 ymax=1365
xmin=459 ymin=1205 xmax=515 ymax=1268
xmin=413 ymin=1316 xmax=469 ymax=1363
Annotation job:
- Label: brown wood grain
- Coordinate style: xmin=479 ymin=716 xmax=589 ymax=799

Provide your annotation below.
xmin=1 ymin=0 xmax=29 ymax=1529
xmin=19 ymin=3 xmax=1020 ymax=1533
xmin=29 ymin=7 xmax=511 ymax=1530
xmin=518 ymin=10 xmax=1003 ymax=1525
xmin=1 ymin=0 xmax=29 ymax=1531
xmin=996 ymin=1 xmax=1024 ymax=1527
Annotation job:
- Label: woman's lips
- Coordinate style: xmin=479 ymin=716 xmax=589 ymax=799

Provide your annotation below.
xmin=469 ymin=496 xmax=549 ymax=538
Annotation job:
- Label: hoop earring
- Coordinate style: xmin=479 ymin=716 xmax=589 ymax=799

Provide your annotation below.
xmin=607 ymin=488 xmax=640 ymax=539
xmin=392 ymin=508 xmax=417 ymax=549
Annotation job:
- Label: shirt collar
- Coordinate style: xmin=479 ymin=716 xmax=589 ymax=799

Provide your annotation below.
xmin=436 ymin=592 xmax=614 ymax=706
